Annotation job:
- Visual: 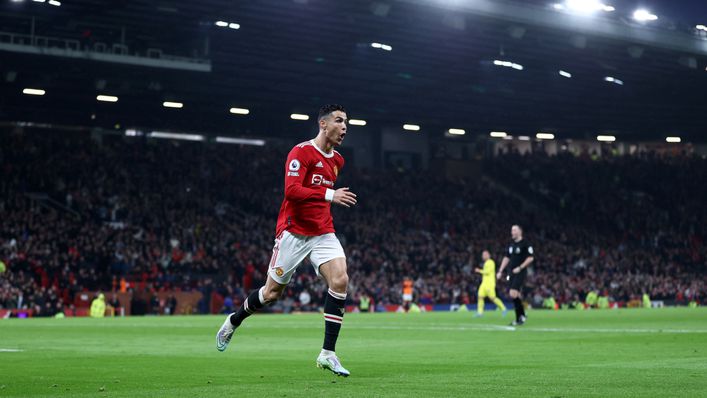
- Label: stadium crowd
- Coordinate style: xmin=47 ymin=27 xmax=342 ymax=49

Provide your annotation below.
xmin=1 ymin=130 xmax=704 ymax=316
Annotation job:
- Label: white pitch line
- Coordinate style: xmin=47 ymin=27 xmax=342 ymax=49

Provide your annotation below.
xmin=360 ymin=324 xmax=707 ymax=334
xmin=521 ymin=327 xmax=707 ymax=334
xmin=0 ymin=348 xmax=24 ymax=352
xmin=244 ymin=323 xmax=707 ymax=334
xmin=16 ymin=320 xmax=706 ymax=335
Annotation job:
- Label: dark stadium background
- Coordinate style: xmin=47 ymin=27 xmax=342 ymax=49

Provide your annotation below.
xmin=1 ymin=0 xmax=706 ymax=318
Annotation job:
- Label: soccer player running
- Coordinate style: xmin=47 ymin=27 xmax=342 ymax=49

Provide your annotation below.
xmin=473 ymin=250 xmax=507 ymax=317
xmin=496 ymin=225 xmax=534 ymax=326
xmin=216 ymin=104 xmax=358 ymax=377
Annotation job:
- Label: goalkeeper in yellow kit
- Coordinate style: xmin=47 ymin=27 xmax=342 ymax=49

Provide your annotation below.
xmin=474 ymin=250 xmax=507 ymax=317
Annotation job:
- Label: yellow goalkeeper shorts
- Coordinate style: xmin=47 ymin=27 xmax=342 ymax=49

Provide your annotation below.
xmin=477 ymin=284 xmax=497 ymax=299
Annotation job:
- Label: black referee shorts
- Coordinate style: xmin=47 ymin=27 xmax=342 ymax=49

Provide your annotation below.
xmin=509 ymin=271 xmax=527 ymax=291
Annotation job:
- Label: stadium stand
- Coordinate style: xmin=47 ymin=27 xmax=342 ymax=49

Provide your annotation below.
xmin=1 ymin=130 xmax=704 ymax=316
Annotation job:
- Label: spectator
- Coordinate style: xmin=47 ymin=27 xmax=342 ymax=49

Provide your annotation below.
xmin=90 ymin=293 xmax=106 ymax=318
xmin=0 ymin=130 xmax=704 ymax=315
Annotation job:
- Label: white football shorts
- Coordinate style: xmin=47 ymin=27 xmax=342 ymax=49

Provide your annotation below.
xmin=268 ymin=230 xmax=346 ymax=284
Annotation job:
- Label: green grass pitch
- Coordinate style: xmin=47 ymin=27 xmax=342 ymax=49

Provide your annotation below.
xmin=1 ymin=308 xmax=706 ymax=397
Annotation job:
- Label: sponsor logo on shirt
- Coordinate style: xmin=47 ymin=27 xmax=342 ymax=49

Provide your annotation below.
xmin=311 ymin=174 xmax=334 ymax=187
xmin=315 ymin=161 xmax=324 ymax=168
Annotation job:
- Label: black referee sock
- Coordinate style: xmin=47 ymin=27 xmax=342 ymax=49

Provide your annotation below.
xmin=513 ymin=297 xmax=525 ymax=321
xmin=323 ymin=289 xmax=346 ymax=352
xmin=230 ymin=287 xmax=266 ymax=328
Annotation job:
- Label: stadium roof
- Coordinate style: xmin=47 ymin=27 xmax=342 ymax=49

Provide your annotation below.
xmin=1 ymin=0 xmax=706 ymax=142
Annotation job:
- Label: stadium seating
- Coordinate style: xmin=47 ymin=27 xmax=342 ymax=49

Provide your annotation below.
xmin=0 ymin=130 xmax=704 ymax=316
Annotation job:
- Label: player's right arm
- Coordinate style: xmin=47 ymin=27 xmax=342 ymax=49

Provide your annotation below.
xmin=283 ymin=147 xmax=327 ymax=202
xmin=497 ymin=256 xmax=510 ymax=280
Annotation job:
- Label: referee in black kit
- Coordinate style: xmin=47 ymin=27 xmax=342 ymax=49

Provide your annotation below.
xmin=497 ymin=225 xmax=534 ymax=326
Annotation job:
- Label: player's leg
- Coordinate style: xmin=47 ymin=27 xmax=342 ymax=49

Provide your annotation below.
xmin=402 ymin=294 xmax=412 ymax=312
xmin=508 ymin=271 xmax=527 ymax=325
xmin=229 ymin=276 xmax=285 ymax=328
xmin=509 ymin=288 xmax=526 ymax=325
xmin=310 ymin=233 xmax=350 ymax=376
xmin=216 ymin=231 xmax=306 ymax=351
xmin=319 ymin=257 xmax=348 ymax=351
xmin=487 ymin=289 xmax=507 ymax=313
xmin=491 ymin=297 xmax=507 ymax=312
xmin=476 ymin=287 xmax=486 ymax=316
xmin=316 ymin=257 xmax=350 ymax=376
xmin=216 ymin=277 xmax=284 ymax=351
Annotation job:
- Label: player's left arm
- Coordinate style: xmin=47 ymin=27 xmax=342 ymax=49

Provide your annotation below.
xmin=283 ymin=147 xmax=329 ymax=202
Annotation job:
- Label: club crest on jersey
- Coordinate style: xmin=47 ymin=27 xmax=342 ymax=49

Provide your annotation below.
xmin=275 ymin=267 xmax=284 ymax=277
xmin=311 ymin=174 xmax=334 ymax=187
xmin=288 ymin=159 xmax=300 ymax=171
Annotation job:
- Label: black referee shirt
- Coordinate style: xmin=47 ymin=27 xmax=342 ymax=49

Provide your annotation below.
xmin=506 ymin=239 xmax=534 ymax=272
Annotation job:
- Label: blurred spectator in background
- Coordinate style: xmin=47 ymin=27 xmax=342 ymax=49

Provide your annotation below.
xmin=0 ymin=131 xmax=704 ymax=315
xmin=150 ymin=295 xmax=161 ymax=315
xmin=107 ymin=293 xmax=121 ymax=316
xmin=298 ymin=289 xmax=312 ymax=312
xmin=90 ymin=293 xmax=106 ymax=318
xmin=358 ymin=292 xmax=371 ymax=313
xmin=167 ymin=294 xmax=177 ymax=315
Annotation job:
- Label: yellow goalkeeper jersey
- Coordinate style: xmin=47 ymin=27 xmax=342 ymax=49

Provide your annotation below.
xmin=480 ymin=259 xmax=496 ymax=288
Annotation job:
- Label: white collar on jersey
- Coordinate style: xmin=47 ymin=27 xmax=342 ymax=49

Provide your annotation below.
xmin=309 ymin=139 xmax=335 ymax=158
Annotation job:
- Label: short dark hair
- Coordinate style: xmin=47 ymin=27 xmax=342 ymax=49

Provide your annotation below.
xmin=318 ymin=104 xmax=346 ymax=121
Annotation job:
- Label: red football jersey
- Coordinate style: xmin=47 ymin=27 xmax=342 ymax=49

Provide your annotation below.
xmin=275 ymin=140 xmax=345 ymax=237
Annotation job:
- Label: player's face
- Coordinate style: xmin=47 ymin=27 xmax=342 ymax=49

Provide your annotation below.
xmin=321 ymin=111 xmax=347 ymax=147
xmin=482 ymin=251 xmax=490 ymax=261
xmin=511 ymin=226 xmax=522 ymax=241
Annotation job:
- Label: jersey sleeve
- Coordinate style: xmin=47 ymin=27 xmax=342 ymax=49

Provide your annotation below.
xmin=283 ymin=146 xmax=329 ymax=202
xmin=525 ymin=242 xmax=534 ymax=257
